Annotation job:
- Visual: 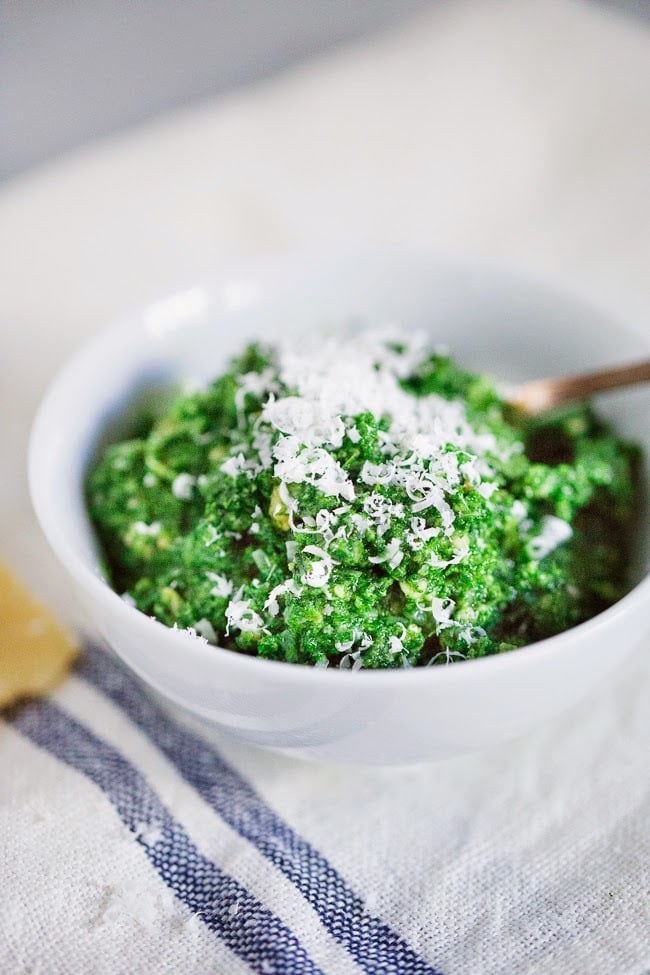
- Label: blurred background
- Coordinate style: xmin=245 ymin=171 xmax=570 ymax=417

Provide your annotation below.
xmin=1 ymin=0 xmax=649 ymax=609
xmin=2 ymin=0 xmax=649 ymax=179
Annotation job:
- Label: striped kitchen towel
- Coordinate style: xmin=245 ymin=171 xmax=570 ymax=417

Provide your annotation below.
xmin=1 ymin=642 xmax=649 ymax=975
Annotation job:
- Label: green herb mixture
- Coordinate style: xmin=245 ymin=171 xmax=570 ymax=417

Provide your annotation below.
xmin=87 ymin=329 xmax=639 ymax=668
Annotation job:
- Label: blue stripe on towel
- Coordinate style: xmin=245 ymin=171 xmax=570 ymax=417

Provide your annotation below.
xmin=12 ymin=698 xmax=324 ymax=975
xmin=80 ymin=647 xmax=443 ymax=975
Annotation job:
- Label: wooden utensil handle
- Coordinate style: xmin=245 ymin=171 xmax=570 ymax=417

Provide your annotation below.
xmin=512 ymin=360 xmax=650 ymax=416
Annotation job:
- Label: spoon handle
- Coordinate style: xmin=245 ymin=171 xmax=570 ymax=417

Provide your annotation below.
xmin=511 ymin=359 xmax=650 ymax=416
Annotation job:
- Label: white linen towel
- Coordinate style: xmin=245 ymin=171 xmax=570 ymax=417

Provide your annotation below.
xmin=1 ymin=1 xmax=649 ymax=972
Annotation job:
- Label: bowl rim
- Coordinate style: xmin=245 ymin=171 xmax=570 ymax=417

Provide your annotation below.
xmin=28 ymin=248 xmax=650 ymax=686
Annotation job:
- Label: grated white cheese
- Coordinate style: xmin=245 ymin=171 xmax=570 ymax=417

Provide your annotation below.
xmin=221 ymin=453 xmax=248 ymax=478
xmin=528 ymin=515 xmax=573 ymax=560
xmin=225 ymin=588 xmax=266 ymax=635
xmin=285 ymin=540 xmax=298 ymax=562
xmin=235 ymin=367 xmax=279 ymax=416
xmin=429 ymin=596 xmax=456 ymax=627
xmin=263 ymin=396 xmax=346 ymax=449
xmin=274 ymin=438 xmax=355 ymax=502
xmin=172 ymin=622 xmax=209 ymax=644
xmin=264 ymin=579 xmax=302 ymax=617
xmin=368 ymin=537 xmax=403 ymax=568
xmin=225 ymin=327 xmax=507 ymax=575
xmin=429 ymin=535 xmax=470 ymax=569
xmin=388 ymin=635 xmax=405 ymax=655
xmin=477 ymin=481 xmax=499 ymax=500
xmin=405 ymin=516 xmax=441 ymax=551
xmin=301 ymin=545 xmax=339 ymax=588
xmin=458 ymin=625 xmax=487 ymax=645
xmin=204 ymin=524 xmax=220 ymax=547
xmin=132 ymin=520 xmax=161 ymax=536
xmin=360 ymin=461 xmax=396 ymax=486
xmin=206 ymin=572 xmax=233 ymax=599
xmin=171 ymin=472 xmax=196 ymax=500
xmin=194 ymin=618 xmax=217 ymax=643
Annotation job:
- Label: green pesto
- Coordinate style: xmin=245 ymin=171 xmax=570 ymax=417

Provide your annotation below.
xmin=87 ymin=341 xmax=640 ymax=668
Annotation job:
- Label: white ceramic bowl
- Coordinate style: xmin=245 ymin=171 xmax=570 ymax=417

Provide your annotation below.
xmin=29 ymin=252 xmax=650 ymax=765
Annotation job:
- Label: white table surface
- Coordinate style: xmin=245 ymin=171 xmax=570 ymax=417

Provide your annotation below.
xmin=1 ymin=3 xmax=649 ymax=970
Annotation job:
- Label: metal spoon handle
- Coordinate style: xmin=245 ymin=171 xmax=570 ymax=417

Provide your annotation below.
xmin=511 ymin=359 xmax=650 ymax=416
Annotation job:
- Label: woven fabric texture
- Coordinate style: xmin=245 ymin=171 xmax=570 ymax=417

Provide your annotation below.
xmin=1 ymin=1 xmax=649 ymax=971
